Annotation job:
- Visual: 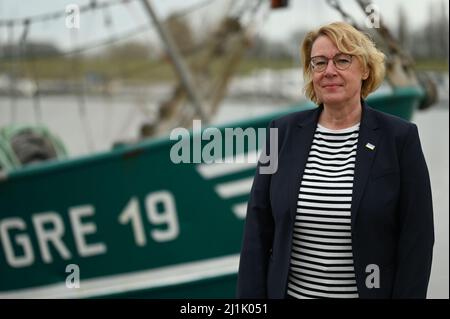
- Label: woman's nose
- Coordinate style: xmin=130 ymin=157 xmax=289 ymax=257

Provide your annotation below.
xmin=324 ymin=59 xmax=337 ymax=76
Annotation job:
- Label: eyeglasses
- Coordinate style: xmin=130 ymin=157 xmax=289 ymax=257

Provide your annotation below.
xmin=310 ymin=53 xmax=353 ymax=72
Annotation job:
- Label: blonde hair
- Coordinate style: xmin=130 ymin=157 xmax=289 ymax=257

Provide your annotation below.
xmin=301 ymin=22 xmax=385 ymax=104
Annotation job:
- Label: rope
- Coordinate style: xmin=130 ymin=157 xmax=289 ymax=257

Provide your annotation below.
xmin=0 ymin=0 xmax=137 ymax=27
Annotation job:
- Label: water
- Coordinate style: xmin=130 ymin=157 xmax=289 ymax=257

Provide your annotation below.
xmin=0 ymin=94 xmax=302 ymax=157
xmin=411 ymin=107 xmax=449 ymax=299
xmin=0 ymin=93 xmax=448 ymax=299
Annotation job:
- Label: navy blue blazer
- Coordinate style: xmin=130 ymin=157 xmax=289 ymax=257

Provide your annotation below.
xmin=237 ymin=102 xmax=434 ymax=299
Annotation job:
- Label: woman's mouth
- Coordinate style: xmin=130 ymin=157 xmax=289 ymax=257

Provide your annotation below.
xmin=322 ymin=84 xmax=342 ymax=88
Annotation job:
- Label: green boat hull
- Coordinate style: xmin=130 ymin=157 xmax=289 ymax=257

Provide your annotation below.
xmin=363 ymin=86 xmax=424 ymax=120
xmin=0 ymin=87 xmax=424 ymax=298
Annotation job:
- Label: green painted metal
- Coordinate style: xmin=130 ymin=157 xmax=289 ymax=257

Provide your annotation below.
xmin=365 ymin=86 xmax=424 ymax=120
xmin=0 ymin=110 xmax=284 ymax=299
xmin=0 ymin=87 xmax=424 ymax=298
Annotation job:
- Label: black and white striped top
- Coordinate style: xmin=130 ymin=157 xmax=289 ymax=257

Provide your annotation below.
xmin=287 ymin=122 xmax=360 ymax=299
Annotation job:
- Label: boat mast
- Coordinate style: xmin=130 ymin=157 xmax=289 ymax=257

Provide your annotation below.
xmin=140 ymin=0 xmax=209 ymax=122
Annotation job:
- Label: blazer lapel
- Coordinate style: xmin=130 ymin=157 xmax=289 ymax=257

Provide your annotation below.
xmin=288 ymin=106 xmax=323 ymax=221
xmin=351 ymin=103 xmax=381 ymax=229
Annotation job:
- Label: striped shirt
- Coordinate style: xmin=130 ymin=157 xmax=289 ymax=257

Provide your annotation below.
xmin=286 ymin=122 xmax=360 ymax=299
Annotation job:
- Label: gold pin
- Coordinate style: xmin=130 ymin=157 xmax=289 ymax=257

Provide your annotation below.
xmin=365 ymin=143 xmax=375 ymax=151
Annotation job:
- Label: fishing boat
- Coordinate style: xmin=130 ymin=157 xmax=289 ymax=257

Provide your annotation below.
xmin=0 ymin=0 xmax=437 ymax=298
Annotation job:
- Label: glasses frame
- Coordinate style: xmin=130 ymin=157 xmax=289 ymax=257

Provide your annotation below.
xmin=310 ymin=53 xmax=353 ymax=73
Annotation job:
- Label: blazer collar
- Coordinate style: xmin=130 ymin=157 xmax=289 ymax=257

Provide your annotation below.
xmin=359 ymin=100 xmax=379 ymax=130
xmin=351 ymin=100 xmax=381 ymax=229
xmin=296 ymin=99 xmax=379 ymax=129
xmin=297 ymin=104 xmax=323 ymax=128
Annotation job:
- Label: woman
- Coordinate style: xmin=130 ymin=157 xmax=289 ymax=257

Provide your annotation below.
xmin=237 ymin=22 xmax=434 ymax=299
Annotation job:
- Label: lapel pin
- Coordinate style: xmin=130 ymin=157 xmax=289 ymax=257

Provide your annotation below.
xmin=365 ymin=143 xmax=375 ymax=151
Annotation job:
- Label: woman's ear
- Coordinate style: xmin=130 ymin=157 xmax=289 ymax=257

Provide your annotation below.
xmin=362 ymin=69 xmax=369 ymax=80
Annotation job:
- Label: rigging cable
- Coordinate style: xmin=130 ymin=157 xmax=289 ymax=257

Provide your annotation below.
xmin=70 ymin=21 xmax=95 ymax=153
xmin=116 ymin=0 xmax=156 ymax=142
xmin=7 ymin=22 xmax=17 ymax=123
xmin=20 ymin=19 xmax=44 ymax=125
xmin=0 ymin=0 xmax=232 ymax=144
xmin=0 ymin=23 xmax=152 ymax=62
xmin=0 ymin=0 xmax=138 ymax=27
xmin=0 ymin=0 xmax=225 ymax=62
xmin=100 ymin=1 xmax=115 ymax=143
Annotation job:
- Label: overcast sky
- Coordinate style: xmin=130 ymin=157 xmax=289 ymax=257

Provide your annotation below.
xmin=0 ymin=0 xmax=448 ymax=51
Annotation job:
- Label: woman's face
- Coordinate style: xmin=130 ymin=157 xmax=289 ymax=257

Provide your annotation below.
xmin=310 ymin=35 xmax=368 ymax=106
